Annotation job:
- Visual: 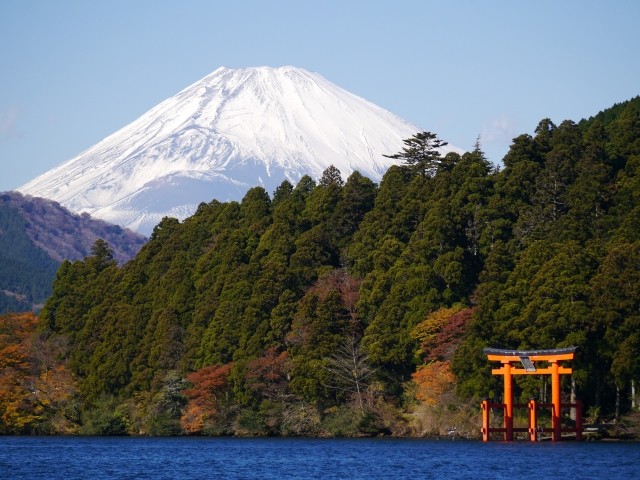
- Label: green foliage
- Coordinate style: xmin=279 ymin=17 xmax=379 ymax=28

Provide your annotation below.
xmin=359 ymin=146 xmax=491 ymax=382
xmin=321 ymin=405 xmax=361 ymax=436
xmin=452 ymin=101 xmax=640 ymax=415
xmin=39 ymin=169 xmax=375 ymax=409
xmin=237 ymin=408 xmax=268 ymax=434
xmin=80 ymin=395 xmax=130 ymax=435
xmin=578 ymin=95 xmax=640 ymax=132
xmin=34 ymin=97 xmax=640 ymax=429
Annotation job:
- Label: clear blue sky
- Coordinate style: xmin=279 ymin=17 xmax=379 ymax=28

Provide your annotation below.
xmin=1 ymin=0 xmax=639 ymax=192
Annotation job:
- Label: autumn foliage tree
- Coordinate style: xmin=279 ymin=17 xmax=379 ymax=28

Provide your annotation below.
xmin=246 ymin=348 xmax=293 ymax=402
xmin=0 ymin=312 xmax=39 ymax=432
xmin=309 ymin=269 xmax=362 ymax=322
xmin=410 ymin=307 xmax=474 ymax=406
xmin=180 ymin=363 xmax=233 ymax=434
xmin=0 ymin=312 xmax=77 ymax=434
xmin=412 ymin=362 xmax=457 ymax=406
xmin=411 ymin=306 xmax=475 ymax=363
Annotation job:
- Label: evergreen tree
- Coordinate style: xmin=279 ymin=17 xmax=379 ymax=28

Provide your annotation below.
xmin=383 ymin=131 xmax=448 ymax=177
xmin=319 ymin=165 xmax=344 ymax=187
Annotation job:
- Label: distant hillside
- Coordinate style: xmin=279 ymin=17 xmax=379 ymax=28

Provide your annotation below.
xmin=0 ymin=191 xmax=146 ymax=312
xmin=0 ymin=203 xmax=59 ymax=312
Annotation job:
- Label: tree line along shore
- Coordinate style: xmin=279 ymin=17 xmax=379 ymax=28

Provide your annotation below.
xmin=1 ymin=97 xmax=640 ymax=437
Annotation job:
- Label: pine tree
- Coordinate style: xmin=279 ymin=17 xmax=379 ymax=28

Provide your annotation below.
xmin=383 ymin=131 xmax=448 ymax=177
xmin=319 ymin=165 xmax=344 ymax=187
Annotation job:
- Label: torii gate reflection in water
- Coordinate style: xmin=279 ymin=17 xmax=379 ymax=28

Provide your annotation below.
xmin=481 ymin=347 xmax=583 ymax=442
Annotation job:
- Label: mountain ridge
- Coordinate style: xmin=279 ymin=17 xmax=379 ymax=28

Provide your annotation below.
xmin=0 ymin=191 xmax=146 ymax=312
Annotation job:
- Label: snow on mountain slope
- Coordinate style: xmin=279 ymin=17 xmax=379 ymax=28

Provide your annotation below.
xmin=18 ymin=66 xmax=462 ymax=235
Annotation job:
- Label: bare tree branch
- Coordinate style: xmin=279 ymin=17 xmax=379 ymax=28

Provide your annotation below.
xmin=322 ymin=335 xmax=377 ymax=413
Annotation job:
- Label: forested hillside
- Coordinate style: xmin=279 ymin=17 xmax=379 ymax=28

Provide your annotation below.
xmin=0 ymin=192 xmax=146 ymax=312
xmin=2 ymin=98 xmax=639 ymax=436
xmin=0 ymin=204 xmax=59 ymax=312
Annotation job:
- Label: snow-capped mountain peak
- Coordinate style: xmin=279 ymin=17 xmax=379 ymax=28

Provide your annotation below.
xmin=18 ymin=66 xmax=461 ymax=235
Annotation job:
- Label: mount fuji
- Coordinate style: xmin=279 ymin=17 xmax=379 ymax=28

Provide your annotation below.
xmin=18 ymin=66 xmax=462 ymax=235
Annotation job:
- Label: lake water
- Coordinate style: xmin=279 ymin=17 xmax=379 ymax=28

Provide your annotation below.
xmin=1 ymin=437 xmax=639 ymax=479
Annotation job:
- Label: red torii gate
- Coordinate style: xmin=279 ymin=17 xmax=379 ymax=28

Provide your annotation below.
xmin=481 ymin=346 xmax=582 ymax=442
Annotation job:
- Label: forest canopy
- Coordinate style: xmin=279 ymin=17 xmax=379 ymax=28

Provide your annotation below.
xmin=3 ymin=96 xmax=640 ymax=436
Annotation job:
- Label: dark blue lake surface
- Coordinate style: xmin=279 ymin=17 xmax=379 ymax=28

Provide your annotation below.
xmin=1 ymin=437 xmax=639 ymax=479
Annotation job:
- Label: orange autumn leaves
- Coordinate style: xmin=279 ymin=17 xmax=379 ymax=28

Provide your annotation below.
xmin=412 ymin=362 xmax=456 ymax=405
xmin=181 ymin=363 xmax=232 ymax=434
xmin=410 ymin=307 xmax=474 ymax=405
xmin=180 ymin=348 xmax=292 ymax=434
xmin=244 ymin=348 xmax=292 ymax=402
xmin=0 ymin=312 xmax=38 ymax=430
xmin=0 ymin=312 xmax=77 ymax=433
